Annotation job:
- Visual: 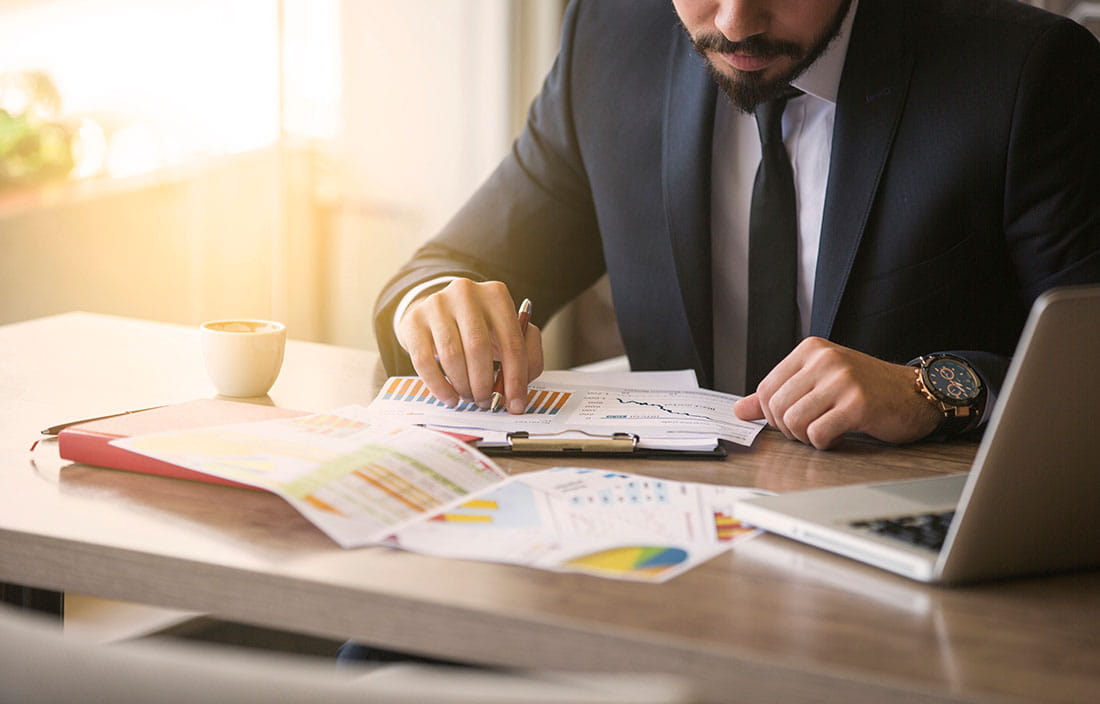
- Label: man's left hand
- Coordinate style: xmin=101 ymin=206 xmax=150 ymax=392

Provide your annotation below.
xmin=733 ymin=337 xmax=943 ymax=449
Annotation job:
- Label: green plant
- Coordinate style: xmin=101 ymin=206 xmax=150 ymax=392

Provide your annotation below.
xmin=0 ymin=109 xmax=73 ymax=188
xmin=0 ymin=70 xmax=74 ymax=190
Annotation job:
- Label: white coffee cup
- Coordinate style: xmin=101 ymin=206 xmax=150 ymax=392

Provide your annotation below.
xmin=200 ymin=319 xmax=286 ymax=397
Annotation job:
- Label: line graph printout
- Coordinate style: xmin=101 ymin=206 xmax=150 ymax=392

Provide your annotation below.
xmin=365 ymin=377 xmax=765 ymax=446
xmin=572 ymin=387 xmax=763 ymax=444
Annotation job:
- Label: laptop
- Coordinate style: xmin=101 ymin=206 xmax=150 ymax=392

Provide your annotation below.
xmin=733 ymin=284 xmax=1100 ymax=584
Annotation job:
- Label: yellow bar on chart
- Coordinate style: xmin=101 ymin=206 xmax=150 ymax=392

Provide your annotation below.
xmin=433 ymin=513 xmax=493 ymax=523
xmin=460 ymin=499 xmax=498 ymax=510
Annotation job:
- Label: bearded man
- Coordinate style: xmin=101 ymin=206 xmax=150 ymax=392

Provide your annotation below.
xmin=373 ymin=0 xmax=1100 ymax=450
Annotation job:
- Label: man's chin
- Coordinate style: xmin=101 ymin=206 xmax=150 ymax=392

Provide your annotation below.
xmin=708 ymin=62 xmax=793 ymax=113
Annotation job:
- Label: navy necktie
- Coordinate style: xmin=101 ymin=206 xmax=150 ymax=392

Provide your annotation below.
xmin=746 ymin=88 xmax=802 ymax=392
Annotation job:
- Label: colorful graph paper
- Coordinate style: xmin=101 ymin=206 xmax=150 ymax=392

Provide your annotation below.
xmin=712 ymin=511 xmax=754 ymax=542
xmin=381 ymin=377 xmax=571 ymax=414
xmin=564 ymin=546 xmax=689 ymax=578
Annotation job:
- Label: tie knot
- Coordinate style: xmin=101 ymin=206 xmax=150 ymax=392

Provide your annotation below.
xmin=753 ymin=86 xmax=803 ymax=146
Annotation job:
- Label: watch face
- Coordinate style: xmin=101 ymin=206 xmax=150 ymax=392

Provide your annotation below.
xmin=926 ymin=358 xmax=980 ymax=403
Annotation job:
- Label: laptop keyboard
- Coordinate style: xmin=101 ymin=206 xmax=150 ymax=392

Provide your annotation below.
xmin=849 ymin=510 xmax=956 ymax=551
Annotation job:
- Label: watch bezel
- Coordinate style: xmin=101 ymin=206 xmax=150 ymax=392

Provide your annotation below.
xmin=918 ymin=355 xmax=983 ymax=407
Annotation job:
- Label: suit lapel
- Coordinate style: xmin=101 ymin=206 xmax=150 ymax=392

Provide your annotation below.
xmin=811 ymin=0 xmax=914 ymax=338
xmin=663 ymin=30 xmax=718 ymax=384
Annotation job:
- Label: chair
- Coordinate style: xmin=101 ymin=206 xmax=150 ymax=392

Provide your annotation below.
xmin=0 ymin=604 xmax=697 ymax=704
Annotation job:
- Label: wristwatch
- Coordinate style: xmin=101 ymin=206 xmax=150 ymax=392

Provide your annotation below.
xmin=910 ymin=354 xmax=987 ymax=437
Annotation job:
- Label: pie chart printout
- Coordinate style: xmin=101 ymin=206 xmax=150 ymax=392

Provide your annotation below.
xmin=564 ymin=546 xmax=689 ymax=578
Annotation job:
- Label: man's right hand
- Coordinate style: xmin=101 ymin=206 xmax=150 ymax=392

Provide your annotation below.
xmin=395 ymin=278 xmax=543 ymax=414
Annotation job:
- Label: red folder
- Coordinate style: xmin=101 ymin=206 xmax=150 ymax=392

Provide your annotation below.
xmin=57 ymin=399 xmax=307 ymax=489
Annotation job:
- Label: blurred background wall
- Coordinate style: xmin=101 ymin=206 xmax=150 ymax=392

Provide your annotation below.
xmin=0 ymin=0 xmax=1095 ymax=369
xmin=0 ymin=0 xmax=588 ymax=364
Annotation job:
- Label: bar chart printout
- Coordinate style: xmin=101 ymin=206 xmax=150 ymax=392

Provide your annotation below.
xmin=381 ymin=377 xmax=572 ymax=415
xmin=115 ymin=418 xmax=508 ymax=548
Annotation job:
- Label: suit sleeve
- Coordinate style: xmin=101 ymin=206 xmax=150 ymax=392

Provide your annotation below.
xmin=1001 ymin=18 xmax=1100 ymax=298
xmin=948 ymin=18 xmax=1100 ymax=408
xmin=372 ymin=0 xmax=607 ymax=376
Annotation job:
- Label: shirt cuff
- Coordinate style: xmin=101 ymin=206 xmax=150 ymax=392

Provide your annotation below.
xmin=391 ymin=276 xmax=462 ymax=348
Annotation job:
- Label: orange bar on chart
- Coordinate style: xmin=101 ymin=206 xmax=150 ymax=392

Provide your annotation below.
xmin=527 ymin=390 xmax=548 ymax=414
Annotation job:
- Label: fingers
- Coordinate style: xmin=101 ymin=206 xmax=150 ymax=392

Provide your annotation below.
xmin=397 ymin=279 xmax=540 ymax=410
xmin=402 ymin=318 xmax=460 ymax=407
xmin=432 ymin=308 xmax=494 ymax=406
xmin=735 ymin=377 xmax=842 ymax=448
xmin=773 ymin=379 xmax=849 ymax=449
xmin=748 ymin=337 xmax=922 ymax=450
xmin=398 ymin=289 xmax=481 ymax=405
xmin=749 ymin=344 xmax=810 ymax=439
xmin=733 ymin=394 xmax=763 ymax=421
xmin=502 ymin=325 xmax=543 ymax=414
xmin=802 ymin=409 xmax=853 ymax=450
xmin=757 ymin=349 xmax=840 ymax=446
xmin=486 ymin=296 xmax=526 ymax=412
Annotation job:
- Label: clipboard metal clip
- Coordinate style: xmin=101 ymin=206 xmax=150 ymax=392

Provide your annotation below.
xmin=506 ymin=430 xmax=639 ymax=454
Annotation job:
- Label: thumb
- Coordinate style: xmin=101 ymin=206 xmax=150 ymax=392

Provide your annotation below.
xmin=734 ymin=393 xmax=764 ymax=421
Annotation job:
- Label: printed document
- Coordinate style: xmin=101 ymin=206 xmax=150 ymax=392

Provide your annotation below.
xmin=366 ymin=372 xmax=765 ymax=449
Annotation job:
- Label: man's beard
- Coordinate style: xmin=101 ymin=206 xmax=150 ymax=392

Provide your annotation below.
xmin=685 ymin=0 xmax=853 ymax=113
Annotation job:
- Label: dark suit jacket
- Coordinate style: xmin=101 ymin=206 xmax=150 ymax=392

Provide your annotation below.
xmin=374 ymin=0 xmax=1100 ymax=398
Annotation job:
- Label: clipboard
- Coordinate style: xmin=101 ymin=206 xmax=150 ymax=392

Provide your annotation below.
xmin=478 ymin=430 xmax=727 ymax=460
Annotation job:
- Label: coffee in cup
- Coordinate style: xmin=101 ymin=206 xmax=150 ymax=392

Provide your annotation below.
xmin=200 ymin=319 xmax=286 ymax=397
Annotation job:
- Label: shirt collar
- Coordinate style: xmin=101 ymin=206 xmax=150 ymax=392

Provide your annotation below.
xmin=791 ymin=0 xmax=859 ymax=104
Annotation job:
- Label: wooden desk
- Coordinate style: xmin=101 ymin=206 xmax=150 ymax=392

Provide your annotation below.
xmin=2 ymin=313 xmax=1098 ymax=703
